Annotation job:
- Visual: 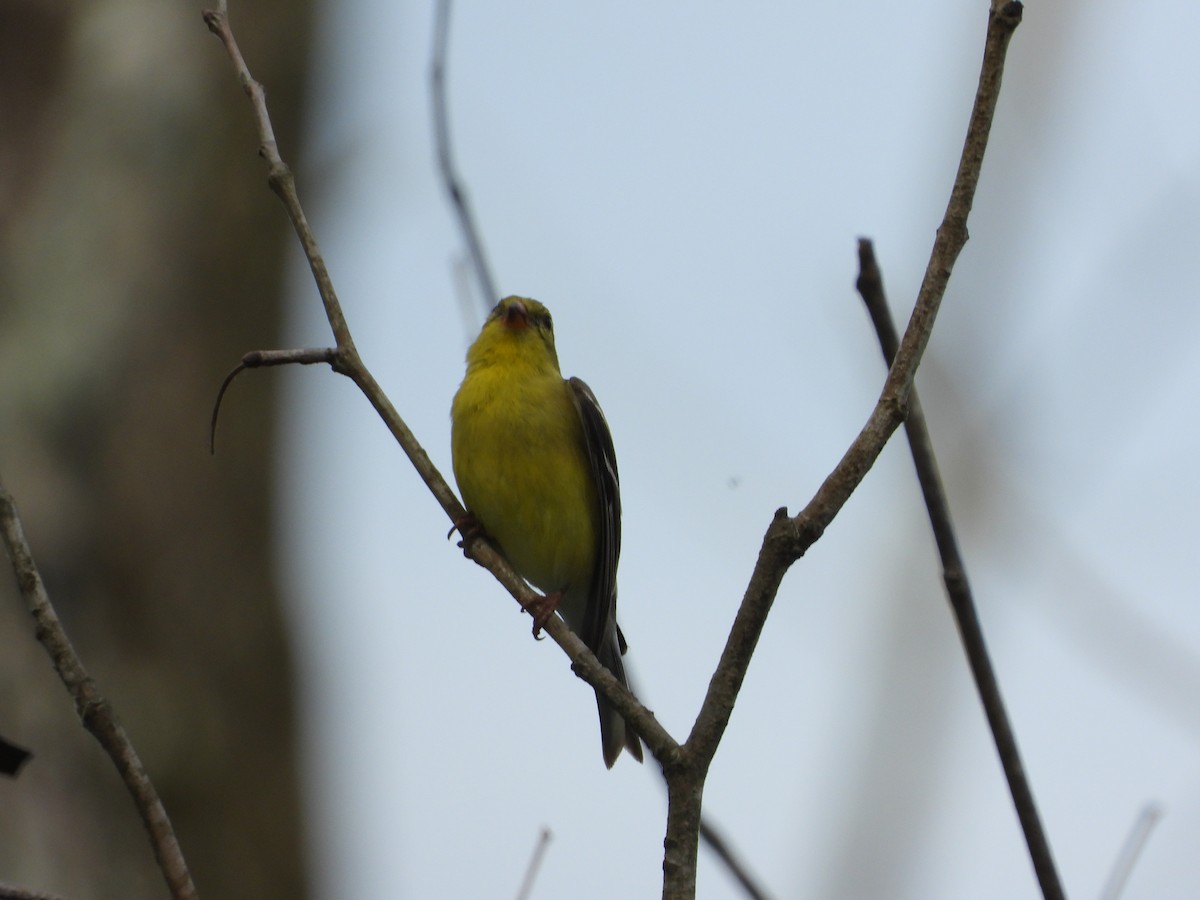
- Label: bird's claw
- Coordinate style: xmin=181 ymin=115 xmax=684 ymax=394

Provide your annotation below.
xmin=449 ymin=513 xmax=484 ymax=550
xmin=526 ymin=591 xmax=562 ymax=640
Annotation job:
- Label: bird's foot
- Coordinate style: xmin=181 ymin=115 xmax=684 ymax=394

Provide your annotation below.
xmin=448 ymin=513 xmax=485 ymax=551
xmin=527 ymin=591 xmax=562 ymax=640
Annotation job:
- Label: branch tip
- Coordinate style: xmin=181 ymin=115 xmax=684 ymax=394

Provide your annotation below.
xmin=210 ymin=361 xmax=247 ymax=454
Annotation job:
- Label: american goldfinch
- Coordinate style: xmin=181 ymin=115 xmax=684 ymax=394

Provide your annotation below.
xmin=451 ymin=296 xmax=644 ymax=768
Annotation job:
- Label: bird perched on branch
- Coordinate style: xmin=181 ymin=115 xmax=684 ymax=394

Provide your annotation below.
xmin=451 ymin=296 xmax=643 ymax=768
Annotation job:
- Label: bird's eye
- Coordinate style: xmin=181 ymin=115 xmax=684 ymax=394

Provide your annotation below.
xmin=538 ymin=312 xmax=553 ymax=332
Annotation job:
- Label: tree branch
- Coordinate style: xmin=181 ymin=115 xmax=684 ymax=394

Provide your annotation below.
xmin=513 ymin=827 xmax=552 ymax=900
xmin=855 ymin=237 xmax=1065 ymax=900
xmin=691 ymin=0 xmax=1023 ymax=774
xmin=1098 ymin=803 xmax=1162 ymax=900
xmin=210 ymin=347 xmax=342 ymax=452
xmin=665 ymin=5 xmax=1024 ymax=897
xmin=431 ymin=0 xmax=499 ymax=311
xmin=202 ymin=6 xmax=352 ymax=350
xmin=698 ymin=819 xmax=772 ymax=900
xmin=0 ymin=481 xmax=198 ymax=900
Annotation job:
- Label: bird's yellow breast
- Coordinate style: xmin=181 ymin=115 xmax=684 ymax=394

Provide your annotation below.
xmin=451 ymin=360 xmax=599 ymax=596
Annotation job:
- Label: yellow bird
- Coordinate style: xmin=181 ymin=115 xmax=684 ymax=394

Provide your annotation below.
xmin=451 ymin=296 xmax=644 ymax=768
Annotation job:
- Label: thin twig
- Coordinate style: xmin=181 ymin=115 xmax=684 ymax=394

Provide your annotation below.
xmin=513 ymin=827 xmax=552 ymax=900
xmin=699 ymin=820 xmax=772 ymax=900
xmin=0 ymin=481 xmax=198 ymax=900
xmin=665 ymin=5 xmax=1024 ymax=898
xmin=431 ymin=0 xmax=499 ymax=311
xmin=1098 ymin=803 xmax=1162 ymax=900
xmin=203 ymin=8 xmax=352 ymax=349
xmin=210 ymin=347 xmax=341 ymax=452
xmin=854 ymin=237 xmax=1065 ymax=900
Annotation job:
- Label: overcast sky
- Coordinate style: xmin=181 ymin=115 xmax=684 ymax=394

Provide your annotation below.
xmin=275 ymin=2 xmax=1200 ymax=897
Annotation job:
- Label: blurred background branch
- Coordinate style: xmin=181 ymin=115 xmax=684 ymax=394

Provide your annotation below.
xmin=1 ymin=481 xmax=196 ymax=899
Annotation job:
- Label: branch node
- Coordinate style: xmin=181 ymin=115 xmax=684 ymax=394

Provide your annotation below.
xmin=997 ymin=1 xmax=1024 ymax=27
xmin=266 ymin=159 xmax=291 ymax=190
xmin=79 ymin=694 xmax=107 ymax=730
xmin=200 ymin=9 xmax=222 ymax=35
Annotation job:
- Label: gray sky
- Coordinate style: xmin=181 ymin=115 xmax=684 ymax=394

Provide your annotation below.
xmin=277 ymin=2 xmax=1200 ymax=897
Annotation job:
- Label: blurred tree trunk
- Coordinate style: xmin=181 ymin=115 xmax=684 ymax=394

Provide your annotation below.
xmin=0 ymin=1 xmax=313 ymax=897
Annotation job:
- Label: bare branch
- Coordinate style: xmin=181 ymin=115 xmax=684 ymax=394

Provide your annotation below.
xmin=0 ymin=481 xmax=197 ymax=900
xmin=202 ymin=7 xmax=352 ymax=349
xmin=513 ymin=828 xmax=552 ymax=900
xmin=1098 ymin=804 xmax=1163 ymax=900
xmin=431 ymin=0 xmax=499 ymax=311
xmin=699 ymin=820 xmax=772 ymax=900
xmin=210 ymin=347 xmax=341 ymax=452
xmin=854 ymin=237 xmax=1065 ymax=900
xmin=689 ymin=0 xmax=1023 ymax=777
xmin=664 ymin=5 xmax=1024 ymax=897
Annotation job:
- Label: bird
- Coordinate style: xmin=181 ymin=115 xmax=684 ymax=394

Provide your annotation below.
xmin=451 ymin=296 xmax=644 ymax=768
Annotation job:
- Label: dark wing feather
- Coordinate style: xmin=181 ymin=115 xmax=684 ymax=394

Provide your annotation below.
xmin=567 ymin=376 xmax=621 ymax=653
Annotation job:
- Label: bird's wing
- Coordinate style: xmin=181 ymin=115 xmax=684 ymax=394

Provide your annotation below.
xmin=568 ymin=376 xmax=621 ymax=653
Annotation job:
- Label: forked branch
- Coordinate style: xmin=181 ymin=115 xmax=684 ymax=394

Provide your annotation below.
xmin=666 ymin=4 xmax=1024 ymax=898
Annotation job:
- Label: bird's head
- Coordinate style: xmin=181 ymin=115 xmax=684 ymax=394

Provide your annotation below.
xmin=467 ymin=296 xmax=561 ymax=372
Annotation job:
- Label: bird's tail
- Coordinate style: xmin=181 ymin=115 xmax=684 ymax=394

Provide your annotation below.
xmin=595 ymin=634 xmax=644 ymax=768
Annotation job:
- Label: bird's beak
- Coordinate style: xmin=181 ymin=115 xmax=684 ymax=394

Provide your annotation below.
xmin=501 ymin=299 xmax=529 ymax=330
